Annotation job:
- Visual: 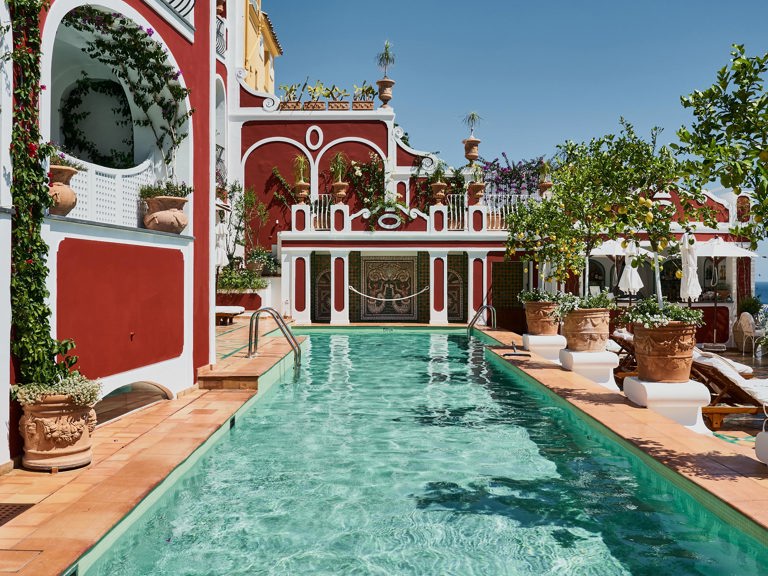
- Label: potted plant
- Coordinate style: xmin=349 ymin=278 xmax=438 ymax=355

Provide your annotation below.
xmin=538 ymin=159 xmax=553 ymax=194
xmin=554 ymin=291 xmax=616 ymax=352
xmin=519 ymin=289 xmax=562 ymax=335
xmin=330 ymin=151 xmax=349 ymax=202
xmin=48 ymin=152 xmax=86 ymax=216
xmin=13 ymin=371 xmax=101 ymax=471
xmin=327 ymin=85 xmax=350 ymax=111
xmin=352 ymin=81 xmax=376 ymax=110
xmin=618 ymin=297 xmax=704 ymax=382
xmin=278 ymin=82 xmax=304 ymax=111
xmin=462 ymin=111 xmax=482 ymax=162
xmin=140 ymin=180 xmax=193 ymax=233
xmin=293 ymin=154 xmax=310 ymax=203
xmin=467 ymin=163 xmax=486 ymax=200
xmin=303 ymin=80 xmax=327 ymax=111
xmin=375 ymin=41 xmax=396 ymax=108
xmin=430 ymin=161 xmax=448 ymax=204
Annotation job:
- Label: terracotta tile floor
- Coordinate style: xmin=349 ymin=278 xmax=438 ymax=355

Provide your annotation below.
xmin=0 ymin=323 xmax=765 ymax=574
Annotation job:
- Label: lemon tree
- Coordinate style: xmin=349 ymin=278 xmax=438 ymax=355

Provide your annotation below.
xmin=676 ymin=44 xmax=768 ymax=247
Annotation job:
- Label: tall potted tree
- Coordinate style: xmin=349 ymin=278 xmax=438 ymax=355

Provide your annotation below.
xmin=294 ymin=154 xmax=310 ymax=203
xmin=463 ymin=111 xmax=482 ymax=162
xmin=375 ymin=41 xmax=396 ymax=108
xmin=330 ymin=152 xmax=349 ymax=202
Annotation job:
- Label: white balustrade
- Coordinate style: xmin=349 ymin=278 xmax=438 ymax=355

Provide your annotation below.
xmin=66 ymin=156 xmax=156 ymax=228
xmin=484 ymin=189 xmax=540 ymax=230
xmin=312 ymin=194 xmax=333 ymax=231
xmin=445 ymin=193 xmax=466 ymax=231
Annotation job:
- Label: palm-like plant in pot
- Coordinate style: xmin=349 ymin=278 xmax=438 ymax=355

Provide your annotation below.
xmin=375 ymin=41 xmax=396 ymax=107
xmin=618 ymin=298 xmax=704 ymax=382
xmin=463 ymin=111 xmax=482 ymax=162
xmin=430 ymin=160 xmax=448 ymax=204
xmin=329 ymin=152 xmax=349 ymax=202
xmin=293 ymin=154 xmax=310 ymax=204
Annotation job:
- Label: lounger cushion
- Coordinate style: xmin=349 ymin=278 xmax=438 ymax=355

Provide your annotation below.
xmin=216 ymin=306 xmax=245 ymax=315
xmin=692 ymin=348 xmax=753 ymax=376
xmin=694 ymin=355 xmax=768 ymax=404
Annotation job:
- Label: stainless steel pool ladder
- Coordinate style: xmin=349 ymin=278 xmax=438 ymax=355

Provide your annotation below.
xmin=467 ymin=305 xmax=497 ymax=336
xmin=248 ymin=307 xmax=301 ymax=368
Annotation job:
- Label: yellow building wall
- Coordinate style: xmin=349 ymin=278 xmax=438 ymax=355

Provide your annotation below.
xmin=244 ymin=0 xmax=281 ymax=93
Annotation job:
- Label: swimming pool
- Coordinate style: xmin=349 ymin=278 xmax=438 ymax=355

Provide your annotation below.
xmin=79 ymin=330 xmax=768 ymax=575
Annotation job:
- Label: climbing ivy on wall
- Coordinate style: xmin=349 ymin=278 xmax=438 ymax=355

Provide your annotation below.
xmin=5 ymin=0 xmax=76 ymax=384
xmin=60 ymin=75 xmax=134 ymax=168
xmin=63 ymin=7 xmax=194 ymax=176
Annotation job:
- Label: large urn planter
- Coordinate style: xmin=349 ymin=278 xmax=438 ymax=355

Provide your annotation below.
xmin=49 ymin=165 xmax=78 ymax=216
xmin=468 ymin=182 xmax=486 ymax=201
xmin=524 ymin=301 xmax=559 ymax=335
xmin=633 ymin=322 xmax=697 ymax=382
xmin=430 ymin=182 xmax=447 ymax=205
xmin=19 ymin=395 xmax=97 ymax=471
xmin=376 ymin=78 xmax=395 ymax=107
xmin=463 ymin=137 xmax=481 ymax=162
xmin=562 ymin=308 xmax=611 ymax=351
xmin=143 ymin=196 xmax=189 ymax=234
xmin=332 ymin=181 xmax=349 ymax=203
xmin=294 ymin=181 xmax=310 ymax=204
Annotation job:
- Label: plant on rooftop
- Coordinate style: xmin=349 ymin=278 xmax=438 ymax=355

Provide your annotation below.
xmin=375 ymin=41 xmax=396 ymax=107
xmin=463 ymin=111 xmax=482 ymax=138
xmin=675 ymin=44 xmax=768 ymax=248
xmin=139 ymin=181 xmax=193 ymax=199
xmin=63 ymin=7 xmax=194 ymax=177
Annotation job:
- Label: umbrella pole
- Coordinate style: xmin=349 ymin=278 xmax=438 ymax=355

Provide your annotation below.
xmin=705 ymin=257 xmax=726 ymax=351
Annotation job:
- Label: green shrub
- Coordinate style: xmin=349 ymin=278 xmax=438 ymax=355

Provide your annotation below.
xmin=618 ymin=297 xmax=704 ymax=328
xmin=217 ymin=267 xmax=268 ymax=291
xmin=518 ymin=288 xmax=563 ymax=304
xmin=738 ymin=294 xmax=762 ymax=316
xmin=139 ymin=181 xmax=193 ymax=199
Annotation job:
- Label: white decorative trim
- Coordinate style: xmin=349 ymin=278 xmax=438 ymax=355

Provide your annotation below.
xmin=305 ymin=125 xmax=323 ymax=151
xmin=377 ymin=212 xmax=402 ymax=230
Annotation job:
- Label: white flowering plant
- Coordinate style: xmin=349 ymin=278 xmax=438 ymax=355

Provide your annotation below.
xmin=518 ymin=288 xmax=564 ymax=304
xmin=12 ymin=371 xmax=102 ymax=407
xmin=551 ymin=290 xmax=616 ymax=320
xmin=618 ymin=297 xmax=704 ymax=329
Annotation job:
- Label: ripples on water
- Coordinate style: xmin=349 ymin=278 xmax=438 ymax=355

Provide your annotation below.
xmin=88 ymin=332 xmax=768 ymax=575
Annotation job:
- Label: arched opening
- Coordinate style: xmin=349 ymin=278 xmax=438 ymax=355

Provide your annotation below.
xmin=587 ymin=258 xmax=606 ymax=294
xmin=95 ymin=381 xmax=171 ymax=425
xmin=215 ymin=77 xmax=227 ymax=184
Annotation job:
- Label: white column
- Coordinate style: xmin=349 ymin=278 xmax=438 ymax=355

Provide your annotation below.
xmin=330 ymin=250 xmax=350 ymax=325
xmin=291 ymin=252 xmax=311 ymax=324
xmin=430 ymin=251 xmax=448 ymax=324
xmin=0 ymin=212 xmax=11 ymax=466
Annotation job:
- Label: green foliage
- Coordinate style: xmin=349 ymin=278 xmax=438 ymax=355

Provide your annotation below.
xmin=63 ymin=7 xmax=193 ymax=176
xmin=376 ymin=40 xmax=395 ymax=77
xmin=5 ymin=0 xmax=78 ymax=385
xmin=59 ymin=76 xmax=133 ymax=168
xmin=139 ymin=181 xmax=193 ymax=199
xmin=279 ymin=82 xmax=303 ymax=102
xmin=222 ymin=182 xmax=266 ymax=260
xmin=675 ymin=44 xmax=768 ymax=247
xmin=347 ymin=152 xmax=407 ymax=229
xmin=293 ymin=154 xmax=308 ymax=182
xmin=552 ymin=291 xmax=616 ymax=320
xmin=270 ymin=167 xmax=297 ymax=207
xmin=216 ymin=267 xmax=268 ymax=291
xmin=247 ymin=247 xmax=281 ymax=276
xmin=518 ymin=288 xmax=563 ymax=303
xmin=738 ymin=294 xmax=763 ymax=316
xmin=618 ymin=297 xmax=704 ymax=328
xmin=463 ymin=111 xmax=482 ymax=136
xmin=353 ymin=81 xmax=376 ymax=101
xmin=11 ymin=371 xmax=101 ymax=407
xmin=327 ymin=85 xmax=349 ymax=101
xmin=50 ymin=150 xmax=86 ymax=171
xmin=305 ymin=80 xmax=327 ymax=102
xmin=330 ymin=152 xmax=348 ymax=182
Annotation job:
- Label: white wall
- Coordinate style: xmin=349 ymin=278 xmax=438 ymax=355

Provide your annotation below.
xmin=0 ymin=212 xmax=12 ymax=466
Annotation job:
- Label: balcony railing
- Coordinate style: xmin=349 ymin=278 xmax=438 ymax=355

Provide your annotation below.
xmin=445 ymin=193 xmax=465 ymax=231
xmin=484 ymin=190 xmax=538 ymax=230
xmin=66 ymin=156 xmax=156 ymax=228
xmin=166 ymin=0 xmax=195 ymax=25
xmin=312 ymin=194 xmax=333 ymax=231
xmin=216 ymin=17 xmax=227 ymax=56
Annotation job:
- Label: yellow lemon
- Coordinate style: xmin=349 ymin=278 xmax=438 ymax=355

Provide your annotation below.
xmin=675 ymin=270 xmax=683 ymax=279
xmin=621 ymin=240 xmax=628 ymax=249
xmin=618 ymin=206 xmax=627 ymax=214
xmin=755 ymin=215 xmax=763 ymax=223
xmin=660 ymin=239 xmax=668 ymax=249
xmin=645 ymin=212 xmax=653 ymax=223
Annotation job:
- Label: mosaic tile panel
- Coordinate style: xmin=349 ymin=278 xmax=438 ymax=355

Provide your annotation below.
xmin=417 ymin=252 xmax=430 ymax=323
xmin=360 ymin=256 xmax=418 ymax=321
xmin=448 ymin=253 xmax=468 ymax=323
xmin=349 ymin=252 xmax=362 ymax=322
xmin=311 ymin=253 xmax=331 ymax=323
xmin=492 ymin=260 xmax=525 ymax=308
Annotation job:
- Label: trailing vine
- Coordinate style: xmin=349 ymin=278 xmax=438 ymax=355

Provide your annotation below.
xmin=63 ymin=7 xmax=193 ymax=176
xmin=5 ymin=0 xmax=76 ymax=384
xmin=270 ymin=167 xmax=297 ymax=207
xmin=60 ymin=75 xmax=134 ymax=168
xmin=347 ymin=152 xmax=407 ymax=229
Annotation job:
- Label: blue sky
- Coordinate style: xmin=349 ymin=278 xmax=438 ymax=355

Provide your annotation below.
xmin=265 ymin=0 xmax=768 ymax=279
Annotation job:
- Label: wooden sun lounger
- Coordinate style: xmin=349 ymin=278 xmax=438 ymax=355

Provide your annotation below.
xmin=690 ymin=359 xmax=765 ymax=430
xmin=609 ymin=333 xmax=637 ymax=388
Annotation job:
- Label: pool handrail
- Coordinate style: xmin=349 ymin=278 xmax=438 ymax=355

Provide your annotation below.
xmin=467 ymin=304 xmax=497 ymax=336
xmin=248 ymin=307 xmax=301 ymax=368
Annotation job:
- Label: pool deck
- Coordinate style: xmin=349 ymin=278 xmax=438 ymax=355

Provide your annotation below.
xmin=0 ymin=321 xmax=764 ymax=574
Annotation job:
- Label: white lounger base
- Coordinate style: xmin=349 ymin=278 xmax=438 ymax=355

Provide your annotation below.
xmin=559 ymin=349 xmax=619 ymax=391
xmin=756 ymin=432 xmax=768 ymax=465
xmin=522 ymin=334 xmax=567 ymax=364
xmin=624 ymin=377 xmax=712 ymax=436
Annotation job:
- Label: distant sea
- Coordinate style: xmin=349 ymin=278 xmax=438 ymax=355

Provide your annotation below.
xmin=757 ymin=281 xmax=768 ymax=303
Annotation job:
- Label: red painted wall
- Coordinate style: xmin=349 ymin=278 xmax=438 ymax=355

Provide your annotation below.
xmin=434 ymin=258 xmax=445 ymax=312
xmin=472 ymin=258 xmax=483 ymax=310
xmin=57 ymin=240 xmax=184 ymax=378
xmin=295 ymin=257 xmax=306 ymax=312
xmin=334 ymin=257 xmax=344 ymax=312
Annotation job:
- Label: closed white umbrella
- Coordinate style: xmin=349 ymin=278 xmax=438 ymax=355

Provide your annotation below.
xmin=618 ymin=243 xmax=644 ymax=295
xmin=590 ymin=238 xmax=651 ymax=257
xmin=679 ymin=232 xmax=702 ymax=302
xmin=215 ymin=202 xmax=231 ymax=271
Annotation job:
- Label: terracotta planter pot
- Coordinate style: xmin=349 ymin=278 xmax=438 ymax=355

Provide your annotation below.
xmin=143 ymin=196 xmax=189 ymax=234
xmin=19 ymin=395 xmax=96 ymax=471
xmin=246 ymin=260 xmax=264 ymax=275
xmin=328 ymin=101 xmax=349 ymax=111
xmin=352 ymin=100 xmax=374 ymax=110
xmin=302 ymin=101 xmax=326 ymax=111
xmin=279 ymin=101 xmax=301 ymax=111
xmin=634 ymin=322 xmax=697 ymax=382
xmin=562 ymin=308 xmax=611 ymax=352
xmin=539 ymin=180 xmax=553 ymax=194
xmin=463 ymin=137 xmax=481 ymax=162
xmin=524 ymin=301 xmax=559 ymax=335
xmin=332 ymin=181 xmax=349 ymax=203
xmin=294 ymin=181 xmax=310 ymax=204
xmin=430 ymin=181 xmax=447 ymax=205
xmin=376 ymin=78 xmax=395 ymax=107
xmin=48 ymin=166 xmax=79 ymax=216
xmin=468 ymin=182 xmax=485 ymax=201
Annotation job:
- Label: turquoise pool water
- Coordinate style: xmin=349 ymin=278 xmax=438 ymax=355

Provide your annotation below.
xmin=84 ymin=331 xmax=767 ymax=575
